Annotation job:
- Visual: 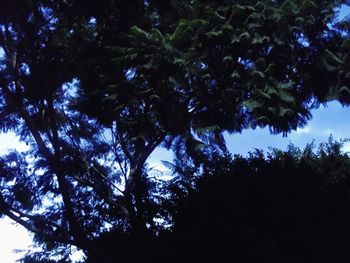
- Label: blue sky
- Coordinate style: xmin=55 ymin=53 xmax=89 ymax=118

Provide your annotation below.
xmin=226 ymin=101 xmax=350 ymax=155
xmin=149 ymin=101 xmax=350 ymax=167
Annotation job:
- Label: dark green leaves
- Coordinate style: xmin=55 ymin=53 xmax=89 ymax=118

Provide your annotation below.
xmin=0 ymin=1 xmax=349 ymax=261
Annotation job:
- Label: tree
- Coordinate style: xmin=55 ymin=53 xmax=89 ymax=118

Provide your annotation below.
xmin=0 ymin=0 xmax=349 ymax=262
xmin=165 ymin=138 xmax=350 ymax=263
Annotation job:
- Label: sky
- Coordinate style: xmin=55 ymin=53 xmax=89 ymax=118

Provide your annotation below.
xmin=149 ymin=101 xmax=350 ymax=165
xmin=225 ymin=101 xmax=350 ymax=155
xmin=0 ymin=4 xmax=349 ymax=263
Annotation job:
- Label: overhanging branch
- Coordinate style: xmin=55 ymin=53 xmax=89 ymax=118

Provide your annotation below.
xmin=0 ymin=193 xmax=79 ymax=247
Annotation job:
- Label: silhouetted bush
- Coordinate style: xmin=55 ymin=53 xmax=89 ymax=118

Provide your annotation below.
xmin=162 ymin=139 xmax=350 ymax=263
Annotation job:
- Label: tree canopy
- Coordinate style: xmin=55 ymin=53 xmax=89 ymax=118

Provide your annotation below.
xmin=165 ymin=138 xmax=350 ymax=263
xmin=0 ymin=0 xmax=349 ymax=262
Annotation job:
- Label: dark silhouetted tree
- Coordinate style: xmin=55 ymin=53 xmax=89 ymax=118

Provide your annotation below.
xmin=165 ymin=138 xmax=350 ymax=263
xmin=0 ymin=0 xmax=349 ymax=262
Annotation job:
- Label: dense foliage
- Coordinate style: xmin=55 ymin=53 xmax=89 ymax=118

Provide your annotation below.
xmin=164 ymin=138 xmax=350 ymax=263
xmin=0 ymin=0 xmax=349 ymax=262
xmin=22 ymin=138 xmax=350 ymax=263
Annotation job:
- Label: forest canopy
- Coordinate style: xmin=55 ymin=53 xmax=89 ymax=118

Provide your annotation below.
xmin=0 ymin=0 xmax=349 ymax=262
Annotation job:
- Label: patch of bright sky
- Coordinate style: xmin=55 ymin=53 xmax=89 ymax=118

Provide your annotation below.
xmin=337 ymin=3 xmax=350 ymax=21
xmin=149 ymin=101 xmax=350 ymax=166
xmin=225 ymin=101 xmax=350 ymax=156
xmin=0 ymin=133 xmax=31 ymax=263
xmin=0 ymin=217 xmax=32 ymax=263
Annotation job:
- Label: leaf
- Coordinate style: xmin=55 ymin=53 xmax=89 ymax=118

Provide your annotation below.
xmin=256 ymin=115 xmax=269 ymax=122
xmin=130 ymin=26 xmax=150 ymax=42
xmin=269 ymin=9 xmax=283 ymax=21
xmin=295 ymin=17 xmax=305 ymax=24
xmin=111 ymin=53 xmax=138 ymax=65
xmin=265 ymin=63 xmax=276 ymax=74
xmin=252 ymin=34 xmax=270 ymax=45
xmin=245 ymin=12 xmax=263 ymax=24
xmin=239 ymin=32 xmax=251 ymax=40
xmin=255 ymin=2 xmax=266 ymax=12
xmin=321 ymin=57 xmax=337 ymax=72
xmin=243 ymin=100 xmax=263 ymax=111
xmin=222 ymin=23 xmax=233 ymax=31
xmin=231 ymin=35 xmax=240 ymax=44
xmin=265 ymin=85 xmax=279 ymax=96
xmin=232 ymin=32 xmax=251 ymax=44
xmin=300 ymin=0 xmax=316 ymax=11
xmin=103 ymin=93 xmax=118 ymax=101
xmin=281 ymin=0 xmax=298 ymax=12
xmin=206 ymin=29 xmax=223 ymax=38
xmin=256 ymin=89 xmax=271 ymax=99
xmin=150 ymin=28 xmax=164 ymax=42
xmin=232 ymin=4 xmax=255 ymax=14
xmin=186 ymin=136 xmax=208 ymax=153
xmin=168 ymin=76 xmax=178 ymax=85
xmin=279 ymin=107 xmax=293 ymax=117
xmin=195 ymin=125 xmax=221 ymax=136
xmin=322 ymin=13 xmax=335 ymax=23
xmin=190 ymin=19 xmax=208 ymax=28
xmin=273 ymin=33 xmax=284 ymax=45
xmin=173 ymin=58 xmax=186 ymax=65
xmin=268 ymin=107 xmax=277 ymax=114
xmin=161 ymin=160 xmax=176 ymax=171
xmin=143 ymin=57 xmax=156 ymax=70
xmin=231 ymin=71 xmax=240 ymax=79
xmin=324 ymin=49 xmax=344 ymax=65
xmin=252 ymin=70 xmax=265 ymax=79
xmin=193 ymin=140 xmax=207 ymax=151
xmin=223 ymin=55 xmax=233 ymax=62
xmin=340 ymin=86 xmax=350 ymax=94
xmin=170 ymin=19 xmax=195 ymax=46
xmin=279 ymin=82 xmax=293 ymax=90
xmin=290 ymin=26 xmax=299 ymax=33
xmin=171 ymin=19 xmax=207 ymax=44
xmin=149 ymin=95 xmax=160 ymax=101
xmin=247 ymin=23 xmax=262 ymax=30
xmin=113 ymin=104 xmax=125 ymax=112
xmin=201 ymin=73 xmax=211 ymax=80
xmin=278 ymin=89 xmax=294 ymax=103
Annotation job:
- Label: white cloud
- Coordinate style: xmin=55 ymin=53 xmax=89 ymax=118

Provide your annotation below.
xmin=295 ymin=126 xmax=312 ymax=135
xmin=342 ymin=142 xmax=350 ymax=153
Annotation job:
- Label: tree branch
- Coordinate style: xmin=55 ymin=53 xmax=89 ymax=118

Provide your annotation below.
xmin=124 ymin=133 xmax=166 ymax=196
xmin=1 ymin=49 xmax=90 ymax=248
xmin=116 ymin=127 xmax=132 ymax=162
xmin=0 ymin=193 xmax=79 ymax=247
xmin=9 ymin=207 xmax=61 ymax=230
xmin=45 ymin=98 xmax=90 ymax=246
